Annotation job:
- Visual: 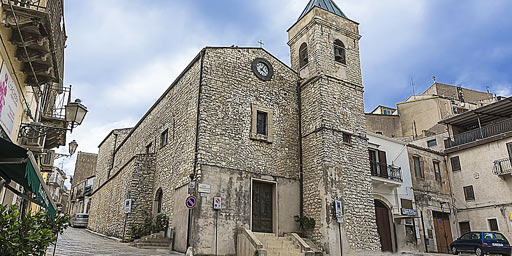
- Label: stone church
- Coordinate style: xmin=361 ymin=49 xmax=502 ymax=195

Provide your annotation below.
xmin=88 ymin=0 xmax=381 ymax=255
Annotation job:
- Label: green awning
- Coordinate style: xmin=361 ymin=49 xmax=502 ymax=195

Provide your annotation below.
xmin=0 ymin=138 xmax=56 ymax=219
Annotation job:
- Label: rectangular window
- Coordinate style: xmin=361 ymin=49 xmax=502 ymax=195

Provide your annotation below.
xmin=459 ymin=221 xmax=471 ymax=235
xmin=256 ymin=111 xmax=268 ymax=135
xmin=401 ymin=199 xmax=413 ymax=209
xmin=413 ymin=156 xmax=423 ymax=178
xmin=433 ymin=161 xmax=442 ymax=183
xmin=369 ymin=150 xmax=377 ymax=176
xmin=488 ymin=218 xmax=499 ymax=231
xmin=463 ymin=185 xmax=475 ymax=201
xmin=427 ymin=139 xmax=437 ymax=147
xmin=146 ymin=143 xmax=153 ymax=154
xmin=451 ymin=156 xmax=461 ymax=171
xmin=342 ymin=133 xmax=351 ymax=143
xmin=160 ymin=129 xmax=168 ymax=147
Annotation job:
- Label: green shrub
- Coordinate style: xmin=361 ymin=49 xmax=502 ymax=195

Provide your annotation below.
xmin=154 ymin=213 xmax=169 ymax=232
xmin=0 ymin=204 xmax=68 ymax=256
xmin=130 ymin=213 xmax=170 ymax=239
xmin=294 ymin=215 xmax=316 ymax=233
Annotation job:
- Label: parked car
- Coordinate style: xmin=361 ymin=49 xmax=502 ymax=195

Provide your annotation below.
xmin=450 ymin=231 xmax=511 ymax=256
xmin=71 ymin=213 xmax=89 ymax=228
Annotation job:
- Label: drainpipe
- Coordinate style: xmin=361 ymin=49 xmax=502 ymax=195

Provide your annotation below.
xmin=297 ymin=80 xmax=304 ymax=217
xmin=420 ymin=209 xmax=428 ymax=253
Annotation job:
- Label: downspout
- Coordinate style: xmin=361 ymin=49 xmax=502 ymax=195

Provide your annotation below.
xmin=188 ymin=48 xmax=205 ymax=249
xmin=297 ymin=80 xmax=304 ymax=217
xmin=444 ymin=157 xmax=460 ymax=237
xmin=192 ymin=48 xmax=206 ymax=180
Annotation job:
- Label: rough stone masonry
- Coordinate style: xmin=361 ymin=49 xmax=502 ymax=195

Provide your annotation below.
xmin=88 ymin=2 xmax=380 ymax=255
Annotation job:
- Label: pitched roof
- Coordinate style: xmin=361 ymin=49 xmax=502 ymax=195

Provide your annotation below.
xmin=298 ymin=0 xmax=347 ymax=20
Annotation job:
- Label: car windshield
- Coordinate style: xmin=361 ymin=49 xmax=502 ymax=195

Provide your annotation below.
xmin=77 ymin=214 xmax=88 ymax=218
xmin=483 ymin=232 xmax=507 ymax=242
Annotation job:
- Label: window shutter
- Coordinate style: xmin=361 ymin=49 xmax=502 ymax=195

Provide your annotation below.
xmin=378 ymin=150 xmax=388 ymax=178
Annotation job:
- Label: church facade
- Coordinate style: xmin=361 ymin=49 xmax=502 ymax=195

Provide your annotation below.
xmin=88 ymin=1 xmax=381 ymax=255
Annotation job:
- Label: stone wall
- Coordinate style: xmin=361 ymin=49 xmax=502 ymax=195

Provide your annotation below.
xmin=94 ymin=128 xmax=132 ymax=189
xmin=365 ymin=114 xmax=402 ymax=138
xmin=72 ymin=152 xmax=98 ymax=187
xmin=88 ymin=154 xmax=155 ymax=238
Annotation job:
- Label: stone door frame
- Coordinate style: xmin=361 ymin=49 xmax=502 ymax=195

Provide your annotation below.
xmin=250 ymin=178 xmax=278 ymax=235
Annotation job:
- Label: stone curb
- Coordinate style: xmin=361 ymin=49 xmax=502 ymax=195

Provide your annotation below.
xmin=85 ymin=228 xmax=123 ymax=242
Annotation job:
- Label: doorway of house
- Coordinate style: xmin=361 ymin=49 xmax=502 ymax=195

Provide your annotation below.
xmin=375 ymin=200 xmax=393 ymax=252
xmin=252 ymin=181 xmax=273 ymax=233
xmin=433 ymin=211 xmax=453 ymax=253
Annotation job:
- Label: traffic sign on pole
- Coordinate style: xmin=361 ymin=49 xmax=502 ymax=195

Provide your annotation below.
xmin=186 ymin=195 xmax=197 ymax=209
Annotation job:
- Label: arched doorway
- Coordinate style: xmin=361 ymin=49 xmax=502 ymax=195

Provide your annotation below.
xmin=154 ymin=188 xmax=163 ymax=216
xmin=375 ymin=199 xmax=393 ymax=252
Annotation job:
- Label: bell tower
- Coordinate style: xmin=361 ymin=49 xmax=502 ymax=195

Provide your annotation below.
xmin=288 ymin=0 xmax=380 ymax=255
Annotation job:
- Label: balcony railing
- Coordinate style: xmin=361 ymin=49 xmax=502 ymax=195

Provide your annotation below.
xmin=446 ymin=118 xmax=512 ymax=148
xmin=493 ymin=158 xmax=512 ymax=176
xmin=83 ymin=185 xmax=92 ymax=196
xmin=370 ymin=161 xmax=403 ymax=182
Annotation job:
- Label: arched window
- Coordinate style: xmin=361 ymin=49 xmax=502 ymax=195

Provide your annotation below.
xmin=299 ymin=42 xmax=308 ymax=68
xmin=155 ymin=188 xmax=163 ymax=214
xmin=334 ymin=40 xmax=346 ymax=64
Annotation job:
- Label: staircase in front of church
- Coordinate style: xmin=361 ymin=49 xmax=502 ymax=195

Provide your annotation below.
xmin=254 ymin=233 xmax=307 ymax=256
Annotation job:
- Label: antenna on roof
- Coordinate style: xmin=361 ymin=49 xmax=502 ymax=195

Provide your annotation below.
xmin=410 ymin=77 xmax=416 ymax=100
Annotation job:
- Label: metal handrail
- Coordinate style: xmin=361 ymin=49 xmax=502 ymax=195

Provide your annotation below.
xmin=493 ymin=158 xmax=512 ymax=176
xmin=447 ymin=118 xmax=512 ymax=148
xmin=370 ymin=160 xmax=403 ymax=182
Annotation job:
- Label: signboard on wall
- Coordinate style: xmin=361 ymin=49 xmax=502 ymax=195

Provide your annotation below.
xmin=0 ymin=62 xmax=20 ymax=140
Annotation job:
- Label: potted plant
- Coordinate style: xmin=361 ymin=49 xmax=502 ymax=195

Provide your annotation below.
xmin=294 ymin=215 xmax=315 ymax=237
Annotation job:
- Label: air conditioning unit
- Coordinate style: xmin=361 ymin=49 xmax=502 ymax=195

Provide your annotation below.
xmin=41 ymin=150 xmax=55 ymax=166
xmin=20 ymin=127 xmax=45 ymax=149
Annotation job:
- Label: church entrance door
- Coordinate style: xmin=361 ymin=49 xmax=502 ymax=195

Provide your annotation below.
xmin=252 ymin=181 xmax=273 ymax=233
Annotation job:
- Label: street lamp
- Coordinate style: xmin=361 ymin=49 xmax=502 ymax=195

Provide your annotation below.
xmin=65 ymin=99 xmax=88 ymax=131
xmin=55 ymin=140 xmax=79 ymax=159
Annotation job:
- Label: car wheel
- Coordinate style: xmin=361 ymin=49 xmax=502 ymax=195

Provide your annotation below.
xmin=475 ymin=247 xmax=483 ymax=256
xmin=451 ymin=246 xmax=458 ymax=255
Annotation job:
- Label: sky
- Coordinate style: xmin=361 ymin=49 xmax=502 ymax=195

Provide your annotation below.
xmin=56 ymin=0 xmax=512 ymax=187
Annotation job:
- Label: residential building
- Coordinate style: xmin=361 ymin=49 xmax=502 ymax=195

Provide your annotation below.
xmin=407 ymin=144 xmax=455 ymax=254
xmin=47 ymin=166 xmax=67 ymax=212
xmin=441 ymin=98 xmax=512 ymax=240
xmin=88 ymin=1 xmax=382 ymax=255
xmin=70 ymin=151 xmax=97 ymax=215
xmin=368 ymin=133 xmax=420 ymax=253
xmin=0 ymin=0 xmax=76 ymax=219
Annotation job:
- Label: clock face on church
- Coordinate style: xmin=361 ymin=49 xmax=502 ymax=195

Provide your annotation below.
xmin=252 ymin=58 xmax=273 ymax=81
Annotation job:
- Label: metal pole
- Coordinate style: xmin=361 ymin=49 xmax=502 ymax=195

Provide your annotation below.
xmin=476 ymin=114 xmax=484 ymax=139
xmin=338 ymin=222 xmax=343 ymax=256
xmin=52 ymin=233 xmax=58 ymax=256
xmin=186 ymin=208 xmax=192 ymax=248
xmin=122 ymin=213 xmax=128 ymax=242
xmin=215 ymin=211 xmax=218 ymax=256
xmin=420 ymin=209 xmax=428 ymax=253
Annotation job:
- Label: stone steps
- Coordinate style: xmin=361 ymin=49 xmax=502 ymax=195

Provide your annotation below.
xmin=254 ymin=233 xmax=306 ymax=256
xmin=131 ymin=231 xmax=172 ymax=249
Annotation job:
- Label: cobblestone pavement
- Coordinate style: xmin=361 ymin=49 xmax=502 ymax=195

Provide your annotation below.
xmin=46 ymin=227 xmax=184 ymax=256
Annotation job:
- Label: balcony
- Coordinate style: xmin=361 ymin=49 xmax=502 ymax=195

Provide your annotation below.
xmin=446 ymin=118 xmax=512 ymax=149
xmin=493 ymin=158 xmax=512 ymax=177
xmin=370 ymin=160 xmax=403 ymax=188
xmin=2 ymin=0 xmax=65 ymax=90
xmin=83 ymin=185 xmax=92 ymax=196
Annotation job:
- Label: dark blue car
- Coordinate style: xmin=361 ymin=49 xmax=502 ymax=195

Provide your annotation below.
xmin=450 ymin=231 xmax=511 ymax=256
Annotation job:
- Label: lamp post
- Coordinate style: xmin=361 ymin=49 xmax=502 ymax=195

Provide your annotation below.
xmin=55 ymin=140 xmax=78 ymax=159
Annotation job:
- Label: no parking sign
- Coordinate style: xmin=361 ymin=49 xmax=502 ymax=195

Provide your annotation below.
xmin=186 ymin=195 xmax=197 ymax=209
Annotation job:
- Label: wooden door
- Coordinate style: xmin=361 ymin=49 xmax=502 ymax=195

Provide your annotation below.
xmin=433 ymin=212 xmax=453 ymax=253
xmin=375 ymin=200 xmax=393 ymax=252
xmin=252 ymin=182 xmax=273 ymax=233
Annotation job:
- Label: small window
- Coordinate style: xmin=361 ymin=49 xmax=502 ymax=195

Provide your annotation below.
xmin=256 ymin=111 xmax=268 ymax=135
xmin=451 ymin=156 xmax=461 ymax=171
xmin=413 ymin=156 xmax=423 ymax=178
xmin=463 ymin=185 xmax=475 ymax=201
xmin=401 ymin=199 xmax=413 ymax=209
xmin=488 ymin=219 xmax=499 ymax=231
xmin=459 ymin=221 xmax=471 ymax=235
xmin=433 ymin=161 xmax=442 ymax=183
xmin=146 ymin=143 xmax=154 ymax=154
xmin=342 ymin=133 xmax=351 ymax=143
xmin=160 ymin=129 xmax=168 ymax=147
xmin=299 ymin=43 xmax=308 ymax=68
xmin=375 ymin=131 xmax=383 ymax=135
xmin=333 ymin=40 xmax=346 ymax=64
xmin=427 ymin=139 xmax=437 ymax=147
